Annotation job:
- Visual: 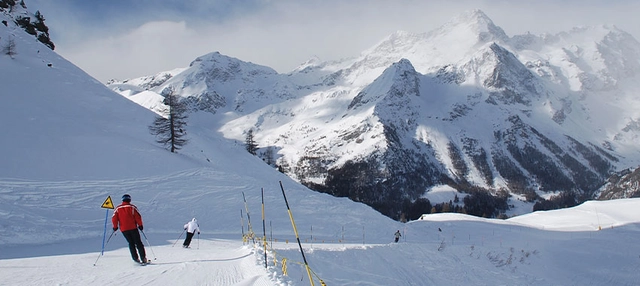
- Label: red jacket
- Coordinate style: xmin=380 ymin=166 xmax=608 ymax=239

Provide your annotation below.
xmin=112 ymin=201 xmax=143 ymax=232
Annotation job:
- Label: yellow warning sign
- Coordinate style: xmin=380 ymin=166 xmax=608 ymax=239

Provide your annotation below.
xmin=101 ymin=196 xmax=114 ymax=209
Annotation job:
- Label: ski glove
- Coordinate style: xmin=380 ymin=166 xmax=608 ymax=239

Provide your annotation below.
xmin=198 ymin=232 xmax=200 ymax=235
xmin=138 ymin=226 xmax=143 ymax=231
xmin=113 ymin=227 xmax=118 ymax=231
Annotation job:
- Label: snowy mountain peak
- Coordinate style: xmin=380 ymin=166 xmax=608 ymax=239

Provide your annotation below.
xmin=347 ymin=58 xmax=419 ymax=110
xmin=449 ymin=9 xmax=494 ymax=26
xmin=352 ymin=9 xmax=512 ymax=81
xmin=392 ymin=58 xmax=416 ymax=72
xmin=292 ymin=55 xmax=322 ymax=72
xmin=435 ymin=9 xmax=509 ymax=44
xmin=189 ymin=51 xmax=278 ymax=76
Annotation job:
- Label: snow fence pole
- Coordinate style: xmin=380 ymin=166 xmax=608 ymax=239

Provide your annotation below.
xmin=172 ymin=229 xmax=186 ymax=247
xmin=279 ymin=181 xmax=315 ymax=286
xmin=261 ymin=187 xmax=267 ymax=269
xmin=242 ymin=192 xmax=256 ymax=244
xmin=140 ymin=230 xmax=157 ymax=260
xmin=241 ymin=209 xmax=245 ymax=243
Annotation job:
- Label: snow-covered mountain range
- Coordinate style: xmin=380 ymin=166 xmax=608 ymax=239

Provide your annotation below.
xmin=109 ymin=9 xmax=640 ymax=220
xmin=3 ymin=3 xmax=640 ymax=284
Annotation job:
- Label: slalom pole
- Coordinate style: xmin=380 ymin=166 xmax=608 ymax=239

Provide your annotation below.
xmin=100 ymin=209 xmax=109 ymax=255
xmin=140 ymin=230 xmax=157 ymax=260
xmin=93 ymin=230 xmax=116 ymax=266
xmin=262 ymin=188 xmax=267 ymax=269
xmin=172 ymin=229 xmax=186 ymax=247
xmin=279 ymin=181 xmax=315 ymax=286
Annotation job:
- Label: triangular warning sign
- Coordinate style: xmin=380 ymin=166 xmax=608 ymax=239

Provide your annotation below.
xmin=101 ymin=196 xmax=114 ymax=209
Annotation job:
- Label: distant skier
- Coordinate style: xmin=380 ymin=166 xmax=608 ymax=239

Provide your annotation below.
xmin=394 ymin=230 xmax=402 ymax=243
xmin=112 ymin=194 xmax=147 ymax=264
xmin=183 ymin=218 xmax=201 ymax=248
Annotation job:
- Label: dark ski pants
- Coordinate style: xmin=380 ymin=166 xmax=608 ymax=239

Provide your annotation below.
xmin=183 ymin=232 xmax=195 ymax=247
xmin=122 ymin=229 xmax=146 ymax=262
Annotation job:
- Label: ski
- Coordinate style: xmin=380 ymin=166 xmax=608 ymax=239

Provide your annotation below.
xmin=135 ymin=259 xmax=151 ymax=266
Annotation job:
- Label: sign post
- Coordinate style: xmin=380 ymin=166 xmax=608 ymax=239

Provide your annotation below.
xmin=100 ymin=196 xmax=115 ymax=255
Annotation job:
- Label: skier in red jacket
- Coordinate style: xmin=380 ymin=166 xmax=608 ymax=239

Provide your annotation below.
xmin=112 ymin=194 xmax=147 ymax=264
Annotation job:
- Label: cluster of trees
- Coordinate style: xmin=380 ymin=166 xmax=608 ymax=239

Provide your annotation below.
xmin=399 ymin=190 xmax=510 ymax=222
xmin=532 ymin=191 xmax=579 ymax=211
xmin=463 ymin=190 xmax=509 ymax=218
xmin=245 ymin=129 xmax=278 ymax=167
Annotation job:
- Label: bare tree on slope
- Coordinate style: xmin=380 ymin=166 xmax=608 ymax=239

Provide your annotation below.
xmin=149 ymin=86 xmax=189 ymax=153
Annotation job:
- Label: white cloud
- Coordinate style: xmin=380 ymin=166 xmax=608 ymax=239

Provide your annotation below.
xmin=59 ymin=21 xmax=202 ymax=82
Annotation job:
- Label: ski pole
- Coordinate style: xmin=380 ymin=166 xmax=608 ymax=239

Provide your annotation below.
xmin=172 ymin=229 xmax=186 ymax=247
xmin=140 ymin=230 xmax=157 ymax=260
xmin=93 ymin=230 xmax=116 ymax=266
xmin=197 ymin=232 xmax=200 ymax=249
xmin=106 ymin=229 xmax=117 ymax=244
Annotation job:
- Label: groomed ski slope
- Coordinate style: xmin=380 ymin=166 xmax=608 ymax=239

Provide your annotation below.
xmin=0 ymin=168 xmax=639 ymax=285
xmin=0 ymin=238 xmax=274 ymax=286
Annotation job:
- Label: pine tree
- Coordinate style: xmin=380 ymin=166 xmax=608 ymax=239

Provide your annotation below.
xmin=263 ymin=146 xmax=275 ymax=166
xmin=149 ymin=86 xmax=188 ymax=153
xmin=2 ymin=36 xmax=16 ymax=58
xmin=245 ymin=129 xmax=258 ymax=155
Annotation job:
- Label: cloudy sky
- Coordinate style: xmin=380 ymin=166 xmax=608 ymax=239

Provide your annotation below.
xmin=26 ymin=0 xmax=640 ymax=83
